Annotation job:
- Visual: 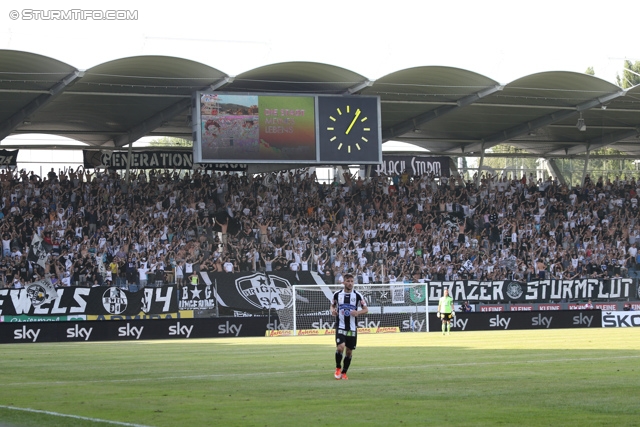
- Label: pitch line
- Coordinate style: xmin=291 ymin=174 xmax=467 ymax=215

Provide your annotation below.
xmin=0 ymin=405 xmax=153 ymax=427
xmin=4 ymin=354 xmax=639 ymax=388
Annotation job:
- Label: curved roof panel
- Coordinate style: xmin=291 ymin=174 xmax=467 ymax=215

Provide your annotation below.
xmin=228 ymin=61 xmax=369 ymax=94
xmin=74 ymin=55 xmax=228 ymax=95
xmin=1 ymin=50 xmax=639 ymax=156
xmin=370 ymin=66 xmax=498 ymax=100
xmin=0 ymin=50 xmax=77 ymax=91
xmin=367 ymin=67 xmax=502 ymax=143
xmin=0 ymin=50 xmax=79 ymax=135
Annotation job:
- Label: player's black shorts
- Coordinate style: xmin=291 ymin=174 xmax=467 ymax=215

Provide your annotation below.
xmin=441 ymin=313 xmax=455 ymax=321
xmin=336 ymin=330 xmax=358 ymax=350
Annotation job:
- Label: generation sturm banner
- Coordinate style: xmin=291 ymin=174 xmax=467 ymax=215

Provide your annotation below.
xmin=83 ymin=150 xmax=247 ymax=171
xmin=197 ymin=271 xmax=319 ymax=313
xmin=0 ymin=286 xmax=178 ymax=316
xmin=372 ymin=155 xmax=451 ymax=178
xmin=426 ymin=278 xmax=635 ymax=303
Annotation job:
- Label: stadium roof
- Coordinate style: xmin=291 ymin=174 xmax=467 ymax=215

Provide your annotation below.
xmin=1 ymin=49 xmax=640 ymax=157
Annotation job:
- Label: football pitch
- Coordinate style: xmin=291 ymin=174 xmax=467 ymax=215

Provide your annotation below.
xmin=0 ymin=328 xmax=639 ymax=427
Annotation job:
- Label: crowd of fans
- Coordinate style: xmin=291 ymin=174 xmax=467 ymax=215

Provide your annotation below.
xmin=1 ymin=164 xmax=640 ymax=289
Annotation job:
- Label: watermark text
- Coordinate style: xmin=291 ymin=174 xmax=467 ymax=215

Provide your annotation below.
xmin=10 ymin=9 xmax=138 ymax=21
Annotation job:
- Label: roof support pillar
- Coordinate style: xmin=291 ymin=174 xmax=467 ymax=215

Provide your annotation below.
xmin=124 ymin=141 xmax=134 ymax=184
xmin=210 ymin=76 xmax=234 ymax=91
xmin=476 ymin=143 xmax=485 ymax=189
xmin=545 ymin=158 xmax=567 ymax=186
xmin=112 ymin=78 xmax=233 ymax=147
xmin=344 ymin=80 xmax=373 ymax=95
xmin=457 ymin=89 xmax=627 ymax=154
xmin=383 ymin=84 xmax=503 ymax=141
xmin=449 ymin=157 xmax=460 ymax=178
xmin=0 ymin=70 xmax=84 ymax=142
xmin=581 ymin=145 xmax=591 ymax=187
xmin=113 ymin=98 xmax=191 ymax=147
xmin=547 ymin=126 xmax=640 ymax=156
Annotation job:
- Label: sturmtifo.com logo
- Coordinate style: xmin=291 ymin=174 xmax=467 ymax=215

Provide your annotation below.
xmin=235 ymin=274 xmax=293 ymax=310
xmin=102 ymin=287 xmax=128 ymax=314
xmin=9 ymin=9 xmax=138 ymax=21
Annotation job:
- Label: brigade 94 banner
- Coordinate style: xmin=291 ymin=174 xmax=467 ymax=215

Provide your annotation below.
xmin=196 ymin=271 xmax=319 ymax=313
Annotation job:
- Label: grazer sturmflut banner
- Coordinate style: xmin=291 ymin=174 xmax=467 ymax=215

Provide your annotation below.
xmin=197 ymin=271 xmax=321 ymax=313
xmin=83 ymin=149 xmax=247 ymax=171
xmin=414 ymin=278 xmax=635 ymax=303
xmin=372 ymin=155 xmax=451 ymax=178
xmin=0 ymin=286 xmax=178 ymax=316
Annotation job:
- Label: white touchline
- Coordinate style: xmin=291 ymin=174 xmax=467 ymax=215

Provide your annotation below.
xmin=0 ymin=405 xmax=154 ymax=427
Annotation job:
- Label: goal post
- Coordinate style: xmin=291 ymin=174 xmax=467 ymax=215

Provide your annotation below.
xmin=284 ymin=283 xmax=431 ymax=335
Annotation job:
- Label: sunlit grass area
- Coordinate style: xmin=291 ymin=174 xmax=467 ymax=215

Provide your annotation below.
xmin=0 ymin=328 xmax=639 ymax=426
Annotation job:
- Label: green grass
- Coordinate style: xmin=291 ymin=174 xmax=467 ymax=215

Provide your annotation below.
xmin=1 ymin=328 xmax=639 ymax=426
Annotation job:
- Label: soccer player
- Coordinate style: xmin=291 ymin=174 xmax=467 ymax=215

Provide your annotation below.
xmin=437 ymin=288 xmax=455 ymax=335
xmin=330 ymin=273 xmax=368 ymax=380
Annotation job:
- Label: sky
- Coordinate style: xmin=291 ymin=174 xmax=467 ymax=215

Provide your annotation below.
xmin=1 ymin=0 xmax=639 ymax=149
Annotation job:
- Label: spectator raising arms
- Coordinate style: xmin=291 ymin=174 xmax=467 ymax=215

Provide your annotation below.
xmin=0 ymin=166 xmax=638 ymax=291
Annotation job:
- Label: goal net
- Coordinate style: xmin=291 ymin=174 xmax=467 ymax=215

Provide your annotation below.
xmin=277 ymin=283 xmax=431 ymax=335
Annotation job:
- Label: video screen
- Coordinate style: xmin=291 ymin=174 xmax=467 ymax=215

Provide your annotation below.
xmin=196 ymin=93 xmax=316 ymax=163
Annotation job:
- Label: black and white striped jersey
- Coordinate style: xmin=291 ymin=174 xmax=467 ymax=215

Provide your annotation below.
xmin=333 ymin=290 xmax=367 ymax=332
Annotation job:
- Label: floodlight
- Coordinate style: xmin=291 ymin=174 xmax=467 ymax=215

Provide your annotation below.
xmin=576 ymin=112 xmax=586 ymax=131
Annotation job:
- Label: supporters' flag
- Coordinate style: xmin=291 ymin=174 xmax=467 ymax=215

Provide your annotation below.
xmin=392 ymin=286 xmax=405 ymax=304
xmin=25 ymin=277 xmax=59 ymax=307
xmin=27 ymin=233 xmax=49 ymax=268
xmin=95 ymin=254 xmax=107 ymax=277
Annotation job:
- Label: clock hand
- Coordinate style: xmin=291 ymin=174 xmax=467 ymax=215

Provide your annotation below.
xmin=345 ymin=108 xmax=361 ymax=135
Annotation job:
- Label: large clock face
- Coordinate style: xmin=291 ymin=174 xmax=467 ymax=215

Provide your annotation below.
xmin=318 ymin=96 xmax=381 ymax=164
xmin=327 ymin=105 xmax=371 ymax=154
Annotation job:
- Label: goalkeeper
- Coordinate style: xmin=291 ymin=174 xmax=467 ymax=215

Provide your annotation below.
xmin=437 ymin=288 xmax=455 ymax=335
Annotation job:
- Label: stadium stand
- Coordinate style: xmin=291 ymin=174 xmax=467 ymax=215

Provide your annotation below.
xmin=1 ymin=165 xmax=639 ymax=289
